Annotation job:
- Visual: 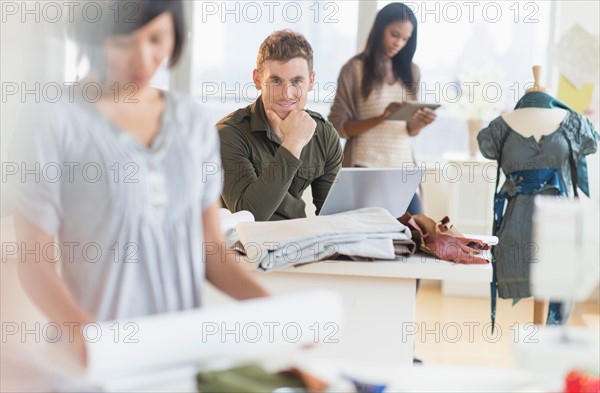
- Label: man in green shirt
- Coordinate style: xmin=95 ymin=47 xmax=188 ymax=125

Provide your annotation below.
xmin=217 ymin=30 xmax=343 ymax=221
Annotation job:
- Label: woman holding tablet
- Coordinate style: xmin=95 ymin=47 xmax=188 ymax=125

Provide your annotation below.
xmin=9 ymin=0 xmax=268 ymax=365
xmin=329 ymin=2 xmax=437 ymax=214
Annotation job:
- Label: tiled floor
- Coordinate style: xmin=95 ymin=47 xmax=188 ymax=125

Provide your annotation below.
xmin=414 ymin=284 xmax=600 ymax=367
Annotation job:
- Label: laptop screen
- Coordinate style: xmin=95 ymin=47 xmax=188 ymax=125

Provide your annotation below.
xmin=319 ymin=167 xmax=423 ymax=218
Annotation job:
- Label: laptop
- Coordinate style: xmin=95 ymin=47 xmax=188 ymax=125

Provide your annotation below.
xmin=319 ymin=167 xmax=423 ymax=218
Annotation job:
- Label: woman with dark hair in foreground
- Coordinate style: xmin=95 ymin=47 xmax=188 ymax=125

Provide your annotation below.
xmin=10 ymin=0 xmax=268 ymax=365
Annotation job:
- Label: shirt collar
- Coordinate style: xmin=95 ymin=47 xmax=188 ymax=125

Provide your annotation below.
xmin=250 ymin=96 xmax=270 ymax=132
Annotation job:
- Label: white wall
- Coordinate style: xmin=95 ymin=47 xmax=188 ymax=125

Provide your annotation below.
xmin=0 ymin=6 xmax=65 ymax=157
xmin=1 ymin=3 xmax=67 ymax=335
xmin=552 ymin=1 xmax=600 ymax=206
xmin=554 ymin=1 xmax=600 ymax=303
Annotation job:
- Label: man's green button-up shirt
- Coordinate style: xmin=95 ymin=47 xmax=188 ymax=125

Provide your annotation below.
xmin=217 ymin=97 xmax=343 ymax=221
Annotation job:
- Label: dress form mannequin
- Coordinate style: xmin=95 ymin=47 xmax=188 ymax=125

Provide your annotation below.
xmin=500 ymin=66 xmax=569 ymax=324
xmin=501 ymin=66 xmax=568 ymax=141
xmin=502 ymin=66 xmax=565 ymax=324
xmin=478 ymin=65 xmax=599 ymax=329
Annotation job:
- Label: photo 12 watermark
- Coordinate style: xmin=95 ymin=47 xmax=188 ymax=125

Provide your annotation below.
xmin=2 ymin=81 xmax=141 ymax=104
xmin=2 ymin=321 xmax=139 ymax=344
xmin=2 ymin=241 xmax=140 ymax=264
xmin=198 ymin=1 xmax=340 ymax=24
xmin=2 ymin=161 xmax=140 ymax=184
xmin=402 ymin=321 xmax=540 ymax=344
xmin=403 ymin=1 xmax=541 ymax=24
xmin=1 ymin=1 xmax=146 ymax=24
xmin=200 ymin=320 xmax=340 ymax=344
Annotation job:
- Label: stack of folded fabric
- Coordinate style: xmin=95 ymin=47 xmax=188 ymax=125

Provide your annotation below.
xmin=231 ymin=207 xmax=414 ymax=272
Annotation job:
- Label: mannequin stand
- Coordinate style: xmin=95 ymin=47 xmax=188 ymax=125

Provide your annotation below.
xmin=534 ymin=300 xmax=546 ymax=324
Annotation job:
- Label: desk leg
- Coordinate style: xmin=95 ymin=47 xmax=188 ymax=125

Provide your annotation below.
xmin=533 ymin=300 xmax=546 ymax=325
xmin=250 ymin=272 xmax=416 ymax=366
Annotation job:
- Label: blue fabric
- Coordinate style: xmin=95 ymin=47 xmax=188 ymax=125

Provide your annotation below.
xmin=491 ymin=265 xmax=498 ymax=334
xmin=344 ymin=375 xmax=386 ymax=393
xmin=407 ymin=193 xmax=421 ymax=215
xmin=514 ymin=92 xmax=590 ymax=197
xmin=494 ymin=168 xmax=566 ymax=232
xmin=547 ymin=301 xmax=565 ymax=325
xmin=514 ymin=91 xmax=570 ymax=111
xmin=577 ymin=158 xmax=590 ymax=196
xmin=510 ymin=299 xmax=567 ymax=325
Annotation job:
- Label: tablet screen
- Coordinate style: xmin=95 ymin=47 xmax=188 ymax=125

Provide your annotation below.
xmin=386 ymin=102 xmax=441 ymax=121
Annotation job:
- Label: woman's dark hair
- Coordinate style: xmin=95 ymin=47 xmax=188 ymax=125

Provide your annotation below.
xmin=70 ymin=0 xmax=185 ymax=78
xmin=358 ymin=2 xmax=418 ymax=100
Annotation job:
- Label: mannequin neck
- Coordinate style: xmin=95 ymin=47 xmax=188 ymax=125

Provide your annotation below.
xmin=502 ymin=108 xmax=568 ymax=141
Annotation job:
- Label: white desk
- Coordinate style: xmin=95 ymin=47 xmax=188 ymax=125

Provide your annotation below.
xmin=2 ymin=346 xmax=555 ymax=393
xmin=207 ymin=253 xmax=492 ymax=367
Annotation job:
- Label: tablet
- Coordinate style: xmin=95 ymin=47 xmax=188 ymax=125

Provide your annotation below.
xmin=386 ymin=101 xmax=441 ymax=121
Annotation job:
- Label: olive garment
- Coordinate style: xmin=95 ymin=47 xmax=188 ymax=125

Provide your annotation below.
xmin=217 ymin=97 xmax=343 ymax=221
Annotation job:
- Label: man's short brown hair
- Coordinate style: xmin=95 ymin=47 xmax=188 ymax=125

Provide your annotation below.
xmin=256 ymin=30 xmax=314 ymax=73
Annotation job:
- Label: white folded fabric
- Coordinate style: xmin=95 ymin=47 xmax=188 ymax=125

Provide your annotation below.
xmin=233 ymin=207 xmax=411 ymax=271
xmin=218 ymin=208 xmax=255 ymax=247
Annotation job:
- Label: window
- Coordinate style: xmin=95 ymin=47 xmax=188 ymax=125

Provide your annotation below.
xmin=191 ymin=1 xmax=359 ymax=124
xmin=64 ymin=40 xmax=170 ymax=90
xmin=63 ymin=0 xmax=554 ymax=160
xmin=378 ymin=1 xmax=552 ymax=159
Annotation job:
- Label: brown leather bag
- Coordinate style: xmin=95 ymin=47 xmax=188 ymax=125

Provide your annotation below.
xmin=398 ymin=213 xmax=490 ymax=264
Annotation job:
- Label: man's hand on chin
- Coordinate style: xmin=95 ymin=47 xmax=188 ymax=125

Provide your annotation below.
xmin=267 ymin=109 xmax=316 ymax=159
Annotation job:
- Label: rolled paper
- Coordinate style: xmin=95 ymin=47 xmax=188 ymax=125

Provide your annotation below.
xmin=84 ymin=291 xmax=343 ymax=380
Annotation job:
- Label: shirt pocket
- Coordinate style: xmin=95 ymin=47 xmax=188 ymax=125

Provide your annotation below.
xmin=289 ymin=165 xmax=325 ymax=198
